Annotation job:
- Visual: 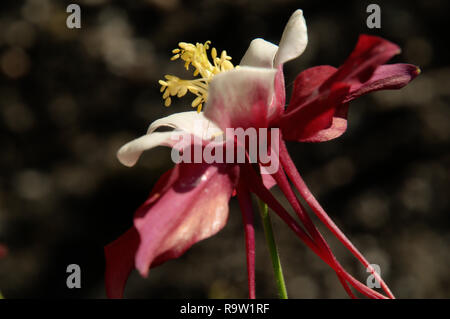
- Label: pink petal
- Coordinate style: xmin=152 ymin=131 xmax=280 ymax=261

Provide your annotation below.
xmin=104 ymin=168 xmax=176 ymax=298
xmin=133 ymin=162 xmax=239 ymax=277
xmin=104 ymin=163 xmax=238 ymax=298
xmin=204 ymin=67 xmax=279 ymax=131
xmin=260 ymin=167 xmax=277 ymax=189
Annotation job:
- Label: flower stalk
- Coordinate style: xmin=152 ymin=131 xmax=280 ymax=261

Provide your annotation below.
xmin=257 ymin=199 xmax=288 ymax=299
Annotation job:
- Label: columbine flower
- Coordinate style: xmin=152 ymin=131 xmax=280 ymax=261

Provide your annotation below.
xmin=105 ymin=9 xmax=419 ymax=299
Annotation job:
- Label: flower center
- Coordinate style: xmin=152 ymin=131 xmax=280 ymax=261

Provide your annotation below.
xmin=159 ymin=41 xmax=235 ymax=112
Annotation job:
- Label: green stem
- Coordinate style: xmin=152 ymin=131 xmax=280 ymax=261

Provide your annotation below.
xmin=257 ymin=198 xmax=288 ymax=299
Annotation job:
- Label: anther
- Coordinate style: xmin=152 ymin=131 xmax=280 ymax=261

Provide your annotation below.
xmin=159 ymin=41 xmax=235 ymax=112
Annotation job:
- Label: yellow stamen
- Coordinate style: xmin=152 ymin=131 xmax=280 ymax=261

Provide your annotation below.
xmin=159 ymin=41 xmax=235 ymax=112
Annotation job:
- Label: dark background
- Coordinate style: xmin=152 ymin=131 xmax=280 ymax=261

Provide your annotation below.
xmin=0 ymin=0 xmax=448 ymax=298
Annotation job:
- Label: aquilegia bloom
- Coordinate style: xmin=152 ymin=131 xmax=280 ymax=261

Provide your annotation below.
xmin=105 ymin=9 xmax=419 ymax=299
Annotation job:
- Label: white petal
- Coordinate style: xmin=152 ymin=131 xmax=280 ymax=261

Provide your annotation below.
xmin=117 ymin=131 xmax=176 ymax=167
xmin=117 ymin=111 xmax=223 ymax=167
xmin=274 ymin=9 xmax=308 ymax=67
xmin=204 ymin=66 xmax=277 ymax=130
xmin=240 ymin=38 xmax=278 ymax=68
xmin=147 ymin=111 xmax=222 ymax=140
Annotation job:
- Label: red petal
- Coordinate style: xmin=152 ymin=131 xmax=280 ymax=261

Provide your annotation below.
xmin=279 ymin=35 xmax=418 ymax=142
xmin=133 ymin=162 xmax=238 ymax=277
xmin=323 ymin=35 xmax=401 ymax=87
xmin=270 ymin=65 xmax=286 ymax=123
xmin=286 ymin=65 xmax=337 ymax=113
xmin=236 ymin=183 xmax=256 ymax=299
xmin=278 ymin=140 xmax=395 ymax=298
xmin=241 ymin=162 xmax=387 ymax=298
xmin=344 ymin=63 xmax=420 ymax=103
xmin=271 ymin=151 xmax=355 ymax=298
xmin=281 ymin=82 xmax=350 ymax=142
xmin=104 ymin=228 xmax=140 ymax=299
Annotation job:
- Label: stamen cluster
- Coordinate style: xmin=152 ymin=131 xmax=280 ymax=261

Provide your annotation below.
xmin=159 ymin=41 xmax=234 ymax=112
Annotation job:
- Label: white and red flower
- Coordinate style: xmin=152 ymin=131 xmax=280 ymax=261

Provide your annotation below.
xmin=105 ymin=9 xmax=419 ymax=299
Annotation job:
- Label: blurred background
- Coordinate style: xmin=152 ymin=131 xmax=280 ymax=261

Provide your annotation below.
xmin=0 ymin=0 xmax=448 ymax=298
